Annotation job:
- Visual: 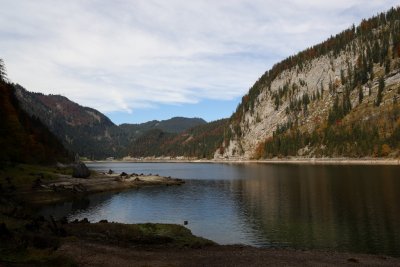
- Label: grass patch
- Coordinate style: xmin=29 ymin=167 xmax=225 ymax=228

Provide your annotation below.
xmin=0 ymin=163 xmax=77 ymax=205
xmin=0 ymin=163 xmax=72 ymax=189
xmin=65 ymin=222 xmax=215 ymax=248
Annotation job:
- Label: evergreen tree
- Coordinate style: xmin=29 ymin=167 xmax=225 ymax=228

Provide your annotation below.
xmin=358 ymin=86 xmax=364 ymax=104
xmin=385 ymin=59 xmax=391 ymax=74
xmin=376 ymin=77 xmax=385 ymax=106
xmin=343 ymin=90 xmax=352 ymax=114
xmin=340 ymin=69 xmax=346 ymax=84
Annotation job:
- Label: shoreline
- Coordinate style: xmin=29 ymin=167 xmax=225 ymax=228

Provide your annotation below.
xmin=2 ymin=164 xmax=400 ymax=266
xmin=0 ymin=164 xmax=185 ymax=206
xmin=30 ymin=172 xmax=184 ymax=205
xmin=85 ymin=157 xmax=400 ymax=165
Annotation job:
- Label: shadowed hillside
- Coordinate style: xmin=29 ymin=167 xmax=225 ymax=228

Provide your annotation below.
xmin=15 ymin=84 xmax=128 ymax=160
xmin=0 ymin=61 xmax=71 ymax=164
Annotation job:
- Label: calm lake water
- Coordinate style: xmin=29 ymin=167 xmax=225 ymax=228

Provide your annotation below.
xmin=40 ymin=162 xmax=400 ymax=256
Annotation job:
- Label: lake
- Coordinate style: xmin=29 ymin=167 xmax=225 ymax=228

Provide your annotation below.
xmin=40 ymin=162 xmax=400 ymax=256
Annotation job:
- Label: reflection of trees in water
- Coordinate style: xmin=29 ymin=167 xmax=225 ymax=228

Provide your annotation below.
xmin=234 ymin=164 xmax=400 ymax=256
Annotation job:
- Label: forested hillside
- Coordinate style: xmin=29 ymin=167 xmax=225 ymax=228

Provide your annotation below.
xmin=127 ymin=119 xmax=228 ymax=159
xmin=0 ymin=60 xmax=71 ymax=164
xmin=15 ymin=85 xmax=128 ymax=159
xmin=14 ymin=85 xmax=212 ymax=159
xmin=120 ymin=117 xmax=206 ymax=142
xmin=219 ymin=7 xmax=400 ymax=159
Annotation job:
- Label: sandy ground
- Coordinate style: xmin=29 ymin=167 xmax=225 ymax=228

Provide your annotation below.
xmin=58 ymin=241 xmax=400 ymax=267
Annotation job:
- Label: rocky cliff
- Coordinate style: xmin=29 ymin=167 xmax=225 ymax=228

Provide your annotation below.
xmin=218 ymin=7 xmax=400 ymax=159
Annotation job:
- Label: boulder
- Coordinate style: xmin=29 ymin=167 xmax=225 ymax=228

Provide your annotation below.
xmin=72 ymin=162 xmax=91 ymax=178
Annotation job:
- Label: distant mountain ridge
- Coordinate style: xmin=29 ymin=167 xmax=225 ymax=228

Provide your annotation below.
xmin=14 ymin=85 xmax=209 ymax=159
xmin=126 ymin=119 xmax=228 ymax=159
xmin=120 ymin=117 xmax=206 ymax=142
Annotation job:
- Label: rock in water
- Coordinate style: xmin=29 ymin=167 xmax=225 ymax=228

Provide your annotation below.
xmin=72 ymin=162 xmax=90 ymax=178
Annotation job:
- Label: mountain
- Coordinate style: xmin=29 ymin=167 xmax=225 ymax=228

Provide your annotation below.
xmin=218 ymin=7 xmax=400 ymax=159
xmin=127 ymin=119 xmax=228 ymax=159
xmin=0 ymin=71 xmax=70 ymax=164
xmin=14 ymin=85 xmax=209 ymax=159
xmin=14 ymin=84 xmax=128 ymax=159
xmin=9 ymin=8 xmax=400 ymax=161
xmin=120 ymin=117 xmax=206 ymax=141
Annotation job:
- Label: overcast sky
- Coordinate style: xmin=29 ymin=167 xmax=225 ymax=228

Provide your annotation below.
xmin=1 ymin=1 xmax=398 ymax=124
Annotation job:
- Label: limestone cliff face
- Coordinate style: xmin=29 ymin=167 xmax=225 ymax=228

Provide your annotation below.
xmin=226 ymin=55 xmax=347 ymax=159
xmin=216 ymin=8 xmax=400 ymax=159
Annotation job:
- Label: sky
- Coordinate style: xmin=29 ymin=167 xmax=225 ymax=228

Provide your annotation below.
xmin=1 ymin=1 xmax=399 ymax=124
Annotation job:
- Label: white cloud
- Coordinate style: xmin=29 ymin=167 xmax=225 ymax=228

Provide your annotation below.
xmin=0 ymin=0 xmax=398 ymax=114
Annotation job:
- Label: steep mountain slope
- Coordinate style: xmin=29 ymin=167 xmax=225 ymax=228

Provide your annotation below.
xmin=14 ymin=85 xmax=127 ymax=159
xmin=127 ymin=119 xmax=228 ymax=159
xmin=120 ymin=117 xmax=206 ymax=141
xmin=0 ymin=72 xmax=70 ymax=164
xmin=218 ymin=7 xmax=400 ymax=159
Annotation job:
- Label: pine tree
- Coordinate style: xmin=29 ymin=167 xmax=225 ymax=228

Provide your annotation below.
xmin=340 ymin=69 xmax=346 ymax=85
xmin=385 ymin=59 xmax=391 ymax=74
xmin=376 ymin=77 xmax=385 ymax=106
xmin=358 ymin=86 xmax=364 ymax=104
xmin=343 ymin=89 xmax=352 ymax=114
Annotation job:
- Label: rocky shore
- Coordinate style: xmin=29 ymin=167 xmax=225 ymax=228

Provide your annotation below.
xmin=29 ymin=170 xmax=184 ymax=204
xmin=0 ymin=164 xmax=184 ymax=205
xmin=45 ymin=171 xmax=183 ymax=194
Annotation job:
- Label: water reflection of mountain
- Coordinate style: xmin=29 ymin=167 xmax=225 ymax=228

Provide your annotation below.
xmin=234 ymin=164 xmax=400 ymax=256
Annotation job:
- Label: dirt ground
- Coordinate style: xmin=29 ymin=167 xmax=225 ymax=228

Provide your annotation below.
xmin=58 ymin=241 xmax=400 ymax=267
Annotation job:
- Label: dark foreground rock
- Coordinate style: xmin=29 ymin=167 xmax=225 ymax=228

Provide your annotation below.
xmin=72 ymin=162 xmax=90 ymax=178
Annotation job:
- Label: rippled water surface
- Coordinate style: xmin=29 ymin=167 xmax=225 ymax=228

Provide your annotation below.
xmin=40 ymin=162 xmax=400 ymax=256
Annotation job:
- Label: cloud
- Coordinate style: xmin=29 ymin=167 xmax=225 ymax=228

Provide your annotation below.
xmin=1 ymin=0 xmax=398 ymax=114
